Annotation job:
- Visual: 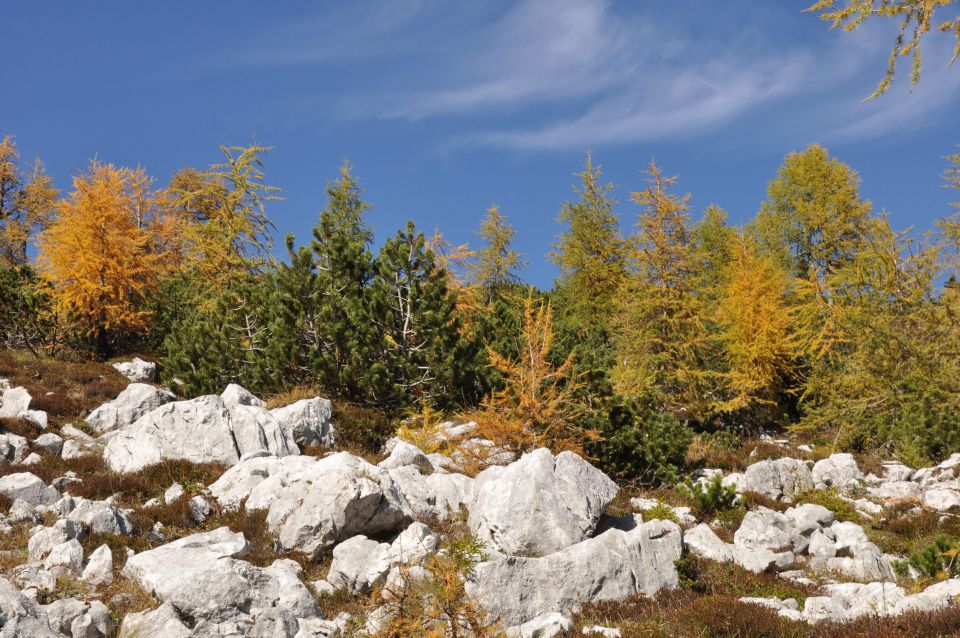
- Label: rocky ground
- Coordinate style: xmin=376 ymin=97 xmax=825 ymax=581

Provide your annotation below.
xmin=1 ymin=350 xmax=960 ymax=637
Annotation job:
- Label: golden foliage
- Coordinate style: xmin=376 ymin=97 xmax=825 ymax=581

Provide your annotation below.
xmin=169 ymin=145 xmax=280 ymax=296
xmin=36 ymin=161 xmax=169 ymax=343
xmin=715 ymin=237 xmax=799 ymax=413
xmin=0 ymin=135 xmax=58 ymax=267
xmin=612 ymin=161 xmax=717 ymax=420
xmin=806 ymin=0 xmax=960 ymax=98
xmin=374 ymin=536 xmax=504 ymax=638
xmin=474 ymin=294 xmax=597 ymax=455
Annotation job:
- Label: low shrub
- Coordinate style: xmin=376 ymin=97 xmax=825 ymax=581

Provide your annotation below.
xmin=679 ymin=474 xmax=739 ymax=516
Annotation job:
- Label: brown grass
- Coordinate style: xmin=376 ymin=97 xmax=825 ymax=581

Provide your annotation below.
xmin=0 ymin=349 xmax=128 ymax=426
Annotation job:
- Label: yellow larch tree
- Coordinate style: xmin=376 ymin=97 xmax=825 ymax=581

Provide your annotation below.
xmin=715 ymin=236 xmax=800 ymax=414
xmin=0 ymin=136 xmax=58 ymax=267
xmin=37 ymin=161 xmax=165 ymax=353
xmin=612 ymin=161 xmax=717 ymax=421
xmin=474 ymin=294 xmax=596 ymax=455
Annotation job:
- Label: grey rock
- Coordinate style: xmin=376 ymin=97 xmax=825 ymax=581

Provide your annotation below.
xmin=812 ymin=453 xmax=864 ymax=493
xmin=470 ymin=519 xmax=682 ymax=626
xmin=122 ymin=527 xmax=321 ymax=625
xmin=188 ymin=495 xmax=212 ymax=523
xmin=0 ymin=577 xmax=59 ymax=637
xmin=741 ymin=458 xmax=813 ymax=502
xmin=85 ymin=383 xmax=175 ymax=433
xmin=506 ymin=612 xmax=575 ymax=638
xmin=80 ymin=544 xmax=113 ymax=585
xmin=118 ymin=602 xmax=191 ymax=638
xmin=469 ymin=448 xmax=618 ymax=557
xmin=0 ymin=473 xmax=58 ymax=506
xmin=684 ymin=523 xmax=733 ymax=562
xmin=33 ymin=433 xmax=64 ymax=456
xmin=270 ymin=397 xmax=335 ymax=448
xmin=326 ymin=536 xmax=391 ymax=594
xmin=60 ymin=439 xmax=85 ymax=460
xmin=0 ymin=387 xmax=32 ymax=419
xmin=0 ymin=433 xmax=29 ymax=463
xmin=103 ymin=394 xmax=298 ymax=473
xmin=923 ymin=487 xmax=960 ymax=512
xmin=164 ymin=482 xmax=185 ymax=504
xmin=378 ymin=439 xmax=434 ymax=474
xmin=387 ymin=464 xmax=473 ymax=520
xmin=43 ymin=539 xmax=84 ymax=574
xmin=112 ymin=357 xmax=157 ymax=382
xmin=220 ymin=383 xmax=266 ymax=408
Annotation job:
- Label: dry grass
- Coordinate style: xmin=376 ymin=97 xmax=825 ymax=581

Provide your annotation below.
xmin=0 ymin=349 xmax=129 ymax=427
xmin=0 ymin=456 xmax=226 ymax=507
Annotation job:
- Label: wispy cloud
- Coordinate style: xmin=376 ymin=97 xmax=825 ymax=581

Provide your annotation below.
xmin=235 ymin=0 xmax=960 ymax=150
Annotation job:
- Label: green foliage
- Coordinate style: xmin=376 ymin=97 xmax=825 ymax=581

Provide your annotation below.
xmin=369 ymin=221 xmax=484 ymax=410
xmin=753 ymin=144 xmax=873 ymax=279
xmin=909 ymin=534 xmax=959 ymax=579
xmin=592 ymin=400 xmax=693 ymax=485
xmin=471 ymin=205 xmax=524 ymax=297
xmin=0 ymin=266 xmax=54 ymax=353
xmin=680 ymin=474 xmax=740 ymax=515
xmin=795 ymin=489 xmax=862 ymax=523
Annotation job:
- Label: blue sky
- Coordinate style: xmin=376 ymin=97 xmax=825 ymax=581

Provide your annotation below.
xmin=5 ymin=1 xmax=960 ymax=287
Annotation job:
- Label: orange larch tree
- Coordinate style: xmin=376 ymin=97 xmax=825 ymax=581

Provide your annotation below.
xmin=37 ymin=161 xmax=167 ymax=353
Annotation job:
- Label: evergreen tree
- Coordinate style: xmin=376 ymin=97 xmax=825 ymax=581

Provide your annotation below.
xmin=301 ymin=161 xmax=380 ymax=401
xmin=369 ymin=221 xmax=482 ymax=409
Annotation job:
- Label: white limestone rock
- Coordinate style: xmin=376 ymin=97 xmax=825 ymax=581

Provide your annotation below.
xmin=741 ymin=458 xmax=813 ymax=502
xmin=80 ymin=544 xmax=113 ymax=585
xmin=0 ymin=387 xmax=32 ymax=419
xmin=0 ymin=472 xmax=58 ymax=506
xmin=506 ymin=612 xmax=575 ymax=638
xmin=103 ymin=394 xmax=298 ymax=473
xmin=118 ymin=602 xmax=192 ymax=638
xmin=85 ymin=383 xmax=175 ymax=433
xmin=812 ymin=453 xmax=864 ymax=493
xmin=469 ymin=519 xmax=682 ymax=626
xmin=271 ymin=396 xmax=335 ymax=448
xmin=121 ymin=527 xmax=321 ymax=626
xmin=32 ymin=433 xmax=63 ymax=456
xmin=112 ymin=357 xmax=157 ymax=382
xmin=468 ymin=448 xmax=618 ymax=557
xmin=683 ymin=523 xmax=733 ymax=562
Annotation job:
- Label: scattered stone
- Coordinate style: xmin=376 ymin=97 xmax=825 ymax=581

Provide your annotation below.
xmin=0 ymin=432 xmax=29 ymax=462
xmin=221 ymin=383 xmax=266 ymax=408
xmin=33 ymin=433 xmax=63 ymax=456
xmin=812 ymin=453 xmax=864 ymax=493
xmin=81 ymin=544 xmax=113 ymax=585
xmin=683 ymin=523 xmax=733 ymax=562
xmin=0 ymin=386 xmax=32 ymax=419
xmin=164 ymin=482 xmax=185 ymax=504
xmin=112 ymin=357 xmax=157 ymax=382
xmin=506 ymin=612 xmax=575 ymax=638
xmin=60 ymin=439 xmax=84 ymax=460
xmin=188 ymin=494 xmax=212 ymax=523
xmin=0 ymin=473 xmax=59 ymax=506
xmin=741 ymin=458 xmax=813 ymax=502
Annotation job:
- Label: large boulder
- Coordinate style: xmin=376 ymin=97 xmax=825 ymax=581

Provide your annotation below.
xmin=122 ymin=527 xmax=321 ymax=627
xmin=85 ymin=383 xmax=175 ymax=433
xmin=741 ymin=458 xmax=813 ymax=502
xmin=103 ymin=394 xmax=298 ymax=472
xmin=211 ymin=452 xmax=413 ymax=559
xmin=470 ymin=519 xmax=682 ymax=626
xmin=326 ymin=522 xmax=439 ymax=594
xmin=468 ymin=448 xmax=618 ymax=557
xmin=118 ymin=602 xmax=191 ymax=638
xmin=271 ymin=397 xmax=335 ymax=448
xmin=112 ymin=357 xmax=157 ymax=382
